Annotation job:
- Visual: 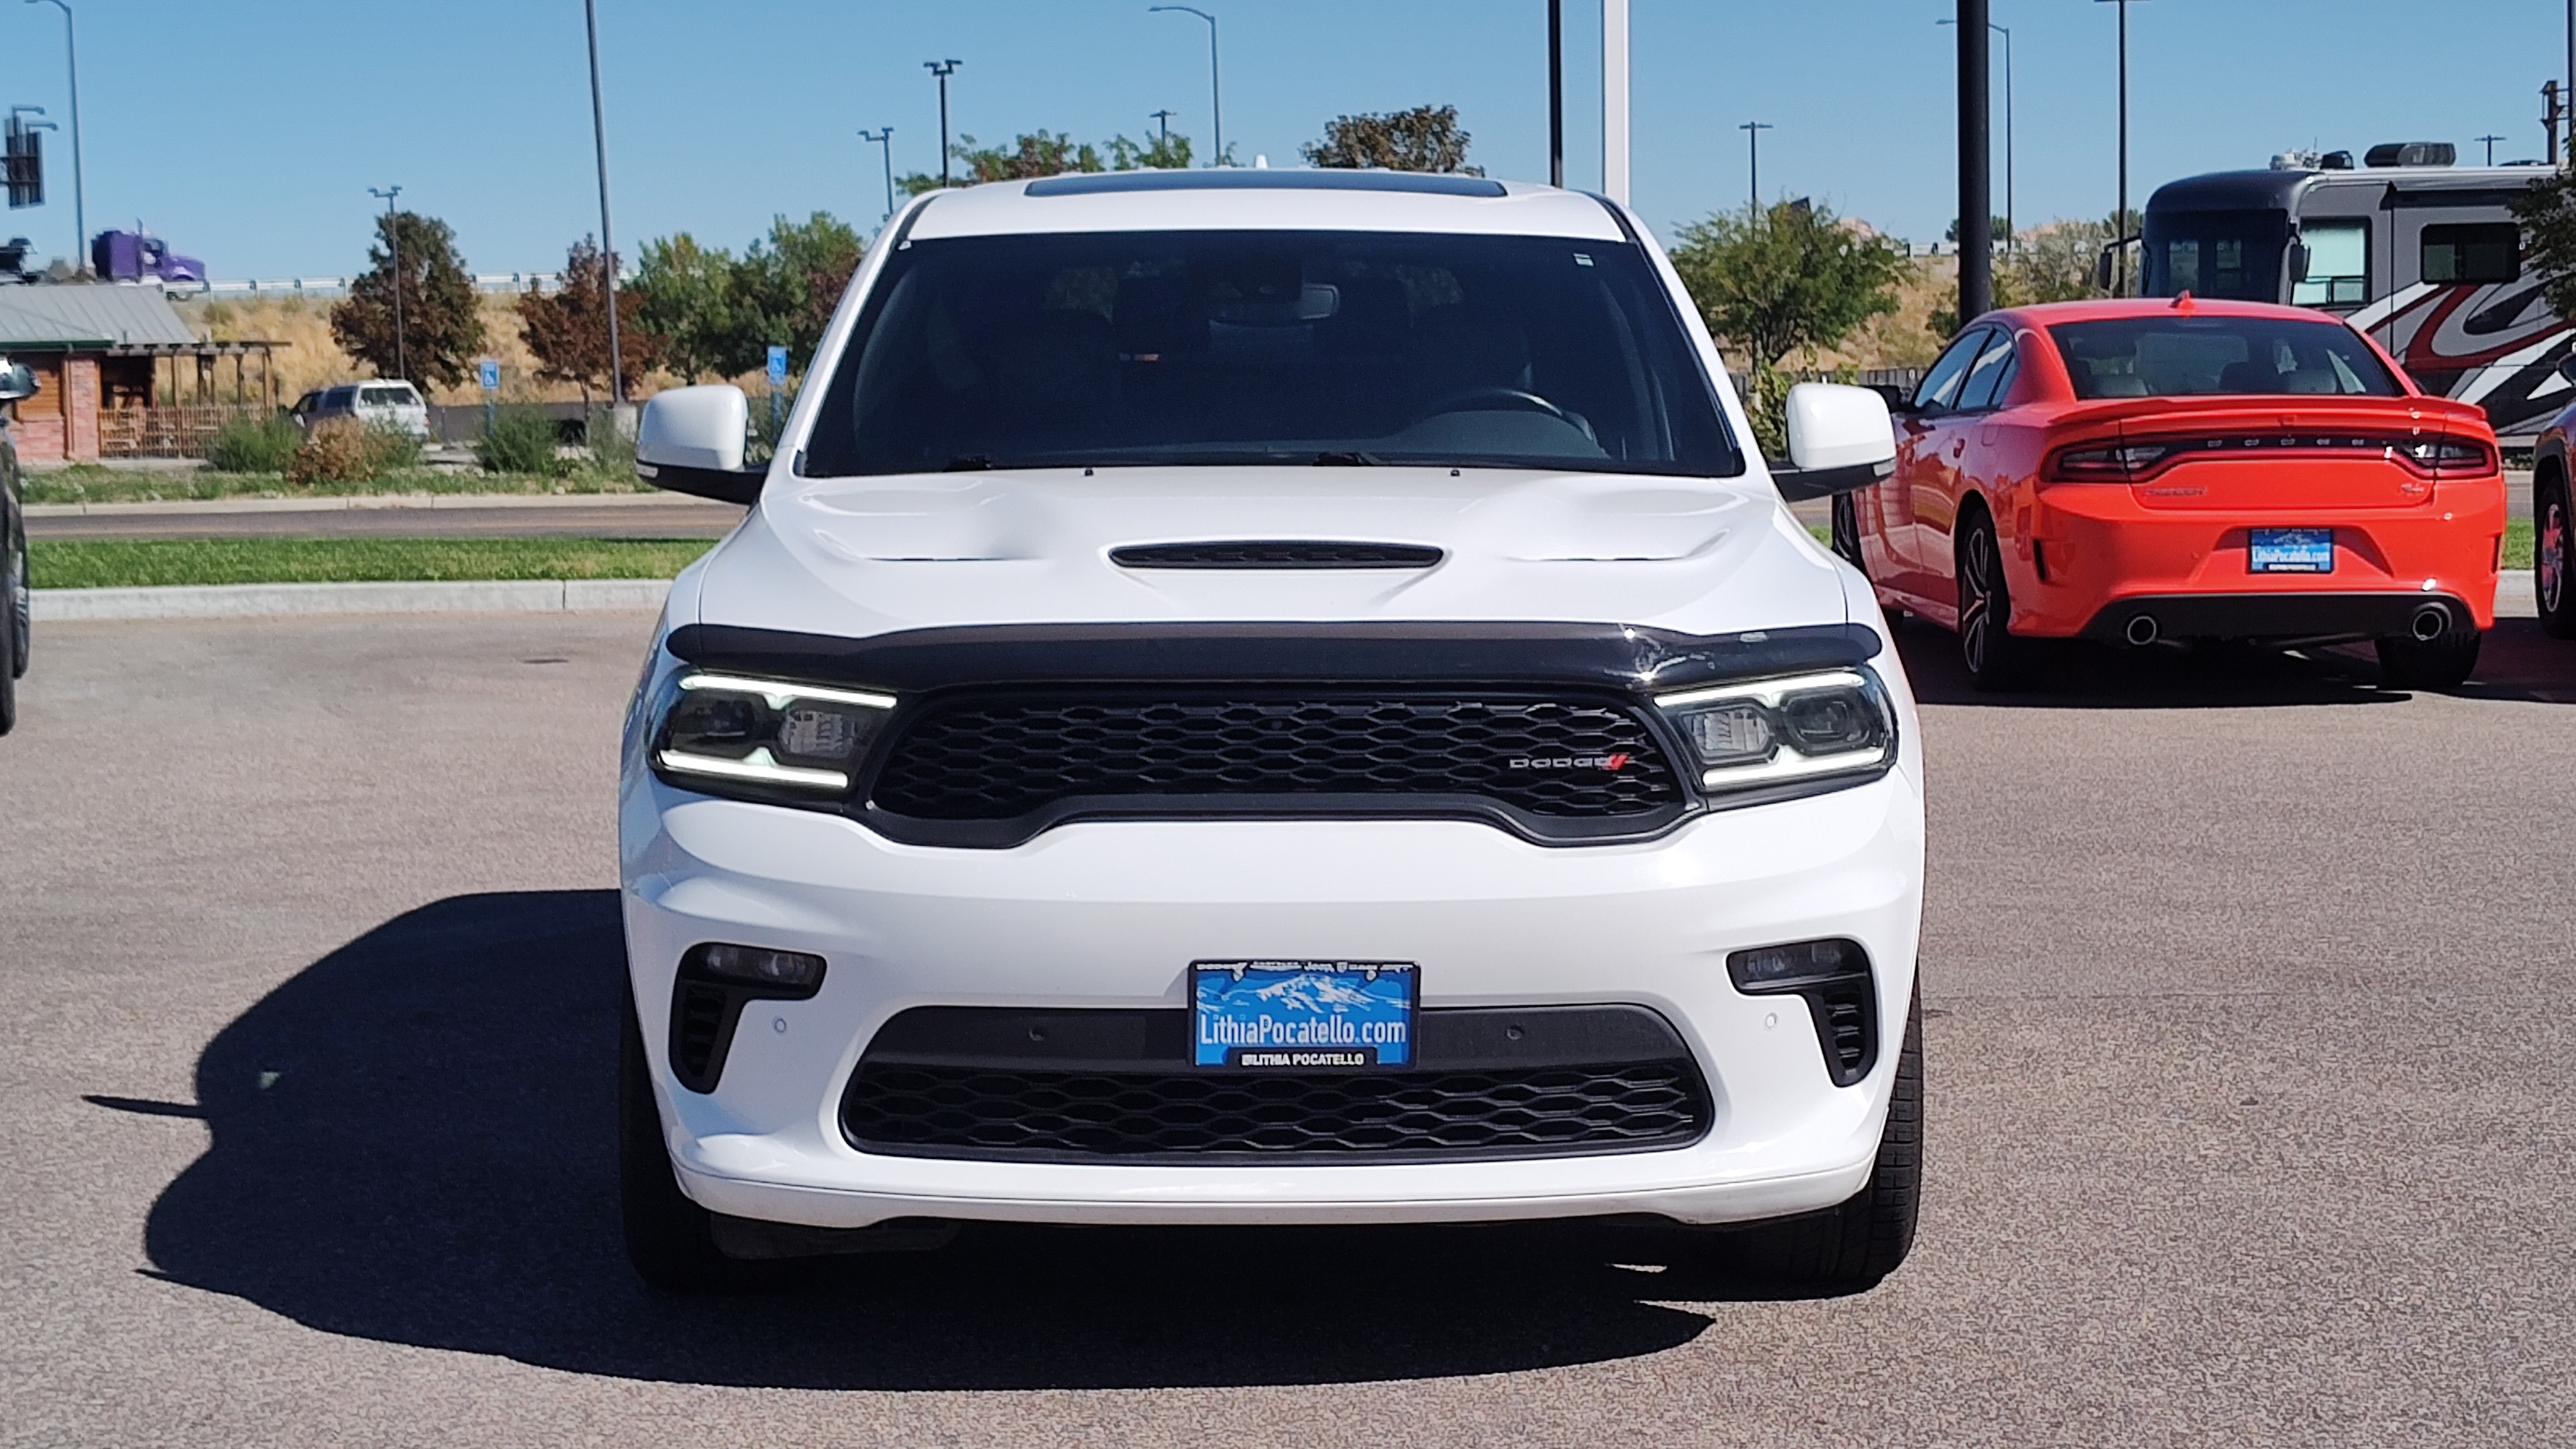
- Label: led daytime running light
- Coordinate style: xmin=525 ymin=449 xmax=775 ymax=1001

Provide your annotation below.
xmin=676 ymin=673 xmax=897 ymax=711
xmin=655 ymin=747 xmax=850 ymax=790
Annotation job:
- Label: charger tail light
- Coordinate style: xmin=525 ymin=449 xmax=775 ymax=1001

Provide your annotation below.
xmin=2045 ymin=432 xmax=2497 ymax=484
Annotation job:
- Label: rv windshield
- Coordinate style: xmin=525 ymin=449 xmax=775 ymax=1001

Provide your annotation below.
xmin=798 ymin=230 xmax=1743 ymax=478
xmin=2049 ymin=316 xmax=2404 ymax=399
xmin=2143 ymin=208 xmax=2289 ymax=303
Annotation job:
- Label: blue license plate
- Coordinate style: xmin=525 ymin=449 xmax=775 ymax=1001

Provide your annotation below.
xmin=1191 ymin=960 xmax=1418 ymax=1070
xmin=2250 ymin=527 xmax=2335 ymax=574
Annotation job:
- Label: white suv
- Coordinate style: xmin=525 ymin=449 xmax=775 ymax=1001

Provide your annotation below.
xmin=618 ymin=170 xmax=1925 ymax=1291
xmin=287 ymin=381 xmax=431 ymax=440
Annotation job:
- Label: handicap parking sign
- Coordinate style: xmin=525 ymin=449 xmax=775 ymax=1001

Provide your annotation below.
xmin=766 ymin=346 xmax=789 ymax=385
xmin=478 ymin=359 xmax=500 ymax=391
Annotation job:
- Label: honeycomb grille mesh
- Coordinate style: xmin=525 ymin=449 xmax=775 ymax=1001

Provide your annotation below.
xmin=869 ymin=696 xmax=1682 ymax=821
xmin=842 ymin=1062 xmax=1709 ymax=1160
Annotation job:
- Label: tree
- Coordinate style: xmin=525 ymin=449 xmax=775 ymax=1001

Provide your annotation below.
xmin=629 ymin=213 xmax=865 ymax=380
xmin=1302 ymin=104 xmax=1479 ymax=174
xmin=517 ymin=237 xmax=662 ymax=402
xmin=631 ymin=233 xmax=739 ymax=382
xmin=1670 ymin=200 xmax=1907 ymax=372
xmin=1108 ymin=130 xmax=1193 ymax=171
xmin=330 ymin=211 xmax=485 ymax=389
xmin=898 ymin=128 xmax=1204 ymax=197
xmin=1928 ymin=218 xmax=2116 ymax=335
xmin=730 ymin=213 xmax=866 ymax=374
xmin=2514 ymin=172 xmax=2576 ymax=323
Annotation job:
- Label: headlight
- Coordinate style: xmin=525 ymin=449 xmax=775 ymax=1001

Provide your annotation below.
xmin=1654 ymin=668 xmax=1896 ymax=794
xmin=652 ymin=671 xmax=896 ymax=795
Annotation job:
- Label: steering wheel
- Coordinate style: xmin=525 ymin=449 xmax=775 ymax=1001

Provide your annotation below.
xmin=1413 ymin=386 xmax=1575 ymax=427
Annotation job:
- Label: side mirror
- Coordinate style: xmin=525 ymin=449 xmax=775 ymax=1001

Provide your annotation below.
xmin=0 ymin=361 xmax=36 ymax=404
xmin=2286 ymin=240 xmax=2311 ymax=284
xmin=2094 ymin=245 xmax=2117 ymax=292
xmin=1774 ymin=382 xmax=1896 ymax=502
xmin=636 ymin=384 xmax=761 ymax=504
xmin=2557 ymin=354 xmax=2576 ymax=388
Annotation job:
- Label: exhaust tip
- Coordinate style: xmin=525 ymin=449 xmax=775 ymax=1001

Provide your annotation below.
xmin=2123 ymin=614 xmax=2160 ymax=647
xmin=2409 ymin=603 xmax=2450 ymax=641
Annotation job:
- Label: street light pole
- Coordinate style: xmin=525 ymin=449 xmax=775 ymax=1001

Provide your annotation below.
xmin=584 ymin=0 xmax=626 ymax=411
xmin=1548 ymin=0 xmax=1564 ymax=187
xmin=1150 ymin=8 xmax=1221 ymax=167
xmin=1939 ymin=16 xmax=2012 ymax=250
xmin=2479 ymin=133 xmax=2506 ymax=167
xmin=25 ymin=0 xmax=84 ymax=274
xmin=858 ymin=128 xmax=895 ymax=221
xmin=367 ymin=186 xmax=406 ymax=384
xmin=2096 ymin=0 xmax=2144 ymax=297
xmin=924 ymin=60 xmax=962 ymax=186
xmin=1739 ymin=121 xmax=1773 ymax=211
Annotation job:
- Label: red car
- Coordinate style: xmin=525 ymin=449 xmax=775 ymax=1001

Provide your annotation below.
xmin=1835 ymin=297 xmax=2506 ymax=690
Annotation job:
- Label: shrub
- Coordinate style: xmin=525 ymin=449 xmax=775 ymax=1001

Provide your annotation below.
xmin=582 ymin=408 xmax=636 ymax=480
xmin=287 ymin=421 xmax=382 ymax=485
xmin=206 ymin=413 xmax=301 ymax=474
xmin=476 ymin=405 xmax=568 ymax=477
xmin=363 ymin=419 xmax=423 ymax=472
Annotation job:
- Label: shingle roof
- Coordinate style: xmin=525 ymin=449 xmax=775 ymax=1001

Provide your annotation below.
xmin=0 ymin=284 xmax=198 ymax=347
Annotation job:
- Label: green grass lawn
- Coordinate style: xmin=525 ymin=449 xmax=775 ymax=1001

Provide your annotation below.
xmin=23 ymin=465 xmax=652 ymax=506
xmin=31 ymin=538 xmax=714 ymax=589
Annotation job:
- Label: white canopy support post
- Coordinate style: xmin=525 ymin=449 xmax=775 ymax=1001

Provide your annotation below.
xmin=1602 ymin=0 xmax=1631 ymax=205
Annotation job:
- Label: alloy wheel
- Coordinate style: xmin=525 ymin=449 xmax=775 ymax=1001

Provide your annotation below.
xmin=1959 ymin=523 xmax=1999 ymax=675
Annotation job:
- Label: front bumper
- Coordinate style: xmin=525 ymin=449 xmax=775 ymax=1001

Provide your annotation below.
xmin=619 ymin=770 xmax=1926 ymax=1230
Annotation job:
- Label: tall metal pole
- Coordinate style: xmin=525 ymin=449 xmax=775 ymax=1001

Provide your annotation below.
xmin=26 ymin=1 xmax=84 ymax=273
xmin=1151 ymin=109 xmax=1174 ymax=148
xmin=859 ymin=128 xmax=895 ymax=219
xmin=2096 ymin=0 xmax=2141 ymax=296
xmin=1958 ymin=0 xmax=1992 ymax=322
xmin=584 ymin=0 xmax=626 ymax=410
xmin=369 ymin=187 xmax=406 ymax=382
xmin=2567 ymin=0 xmax=2573 ymax=167
xmin=1602 ymin=0 xmax=1629 ymax=204
xmin=1944 ymin=16 xmax=2014 ymax=250
xmin=1548 ymin=0 xmax=1564 ymax=187
xmin=1740 ymin=121 xmax=1773 ymax=211
xmin=2479 ymin=133 xmax=2505 ymax=167
xmin=925 ymin=60 xmax=961 ymax=186
xmin=1150 ymin=9 xmax=1221 ymax=166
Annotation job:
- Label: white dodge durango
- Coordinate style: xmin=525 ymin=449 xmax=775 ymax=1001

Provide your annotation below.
xmin=618 ymin=169 xmax=1925 ymax=1292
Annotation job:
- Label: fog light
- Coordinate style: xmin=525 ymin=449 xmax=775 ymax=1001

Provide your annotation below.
xmin=696 ymin=943 xmax=826 ymax=991
xmin=1728 ymin=938 xmax=1865 ymax=991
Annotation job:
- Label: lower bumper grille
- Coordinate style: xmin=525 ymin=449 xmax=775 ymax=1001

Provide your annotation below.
xmin=841 ymin=1005 xmax=1713 ymax=1163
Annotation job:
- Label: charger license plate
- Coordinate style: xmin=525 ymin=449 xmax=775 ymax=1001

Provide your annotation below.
xmin=1190 ymin=960 xmax=1418 ymax=1070
xmin=2251 ymin=527 xmax=2335 ymax=574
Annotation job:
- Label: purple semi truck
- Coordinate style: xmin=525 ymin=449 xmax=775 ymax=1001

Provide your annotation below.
xmin=89 ymin=230 xmax=205 ymax=289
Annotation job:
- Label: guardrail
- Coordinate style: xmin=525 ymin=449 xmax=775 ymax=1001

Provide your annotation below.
xmin=195 ymin=273 xmax=577 ymax=299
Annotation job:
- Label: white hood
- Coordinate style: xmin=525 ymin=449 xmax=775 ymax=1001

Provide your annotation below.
xmin=684 ymin=466 xmax=1852 ymax=643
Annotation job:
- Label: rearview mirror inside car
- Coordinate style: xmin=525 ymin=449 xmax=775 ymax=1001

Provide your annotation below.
xmin=1774 ymin=382 xmax=1896 ymax=502
xmin=636 ymin=384 xmax=762 ymax=504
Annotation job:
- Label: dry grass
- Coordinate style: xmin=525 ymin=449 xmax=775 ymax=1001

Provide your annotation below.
xmin=174 ymin=293 xmax=691 ymax=408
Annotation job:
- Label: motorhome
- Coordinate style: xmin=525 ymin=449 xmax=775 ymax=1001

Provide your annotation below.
xmin=2143 ymin=143 xmax=2568 ymax=436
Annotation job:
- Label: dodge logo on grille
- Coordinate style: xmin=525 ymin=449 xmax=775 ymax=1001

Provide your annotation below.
xmin=1508 ymin=752 xmax=1633 ymax=772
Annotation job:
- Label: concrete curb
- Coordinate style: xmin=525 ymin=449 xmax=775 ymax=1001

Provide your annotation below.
xmin=26 ymin=491 xmax=726 ymax=518
xmin=32 ymin=578 xmax=670 ymax=621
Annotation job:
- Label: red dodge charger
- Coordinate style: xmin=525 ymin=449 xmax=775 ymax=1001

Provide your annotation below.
xmin=1835 ymin=297 xmax=2504 ymax=690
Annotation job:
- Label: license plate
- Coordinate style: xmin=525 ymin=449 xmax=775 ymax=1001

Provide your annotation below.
xmin=2250 ymin=527 xmax=2335 ymax=574
xmin=1190 ymin=960 xmax=1418 ymax=1070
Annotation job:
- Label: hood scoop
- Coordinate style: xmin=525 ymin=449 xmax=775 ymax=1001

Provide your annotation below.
xmin=1110 ymin=540 xmax=1444 ymax=570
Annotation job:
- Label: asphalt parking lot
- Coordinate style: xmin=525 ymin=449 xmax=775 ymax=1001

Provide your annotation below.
xmin=3 ymin=608 xmax=2571 ymax=1446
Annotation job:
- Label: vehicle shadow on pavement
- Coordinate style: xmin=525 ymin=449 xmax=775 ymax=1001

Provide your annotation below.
xmin=133 ymin=891 xmax=1811 ymax=1389
xmin=1896 ymin=616 xmax=2573 ymax=709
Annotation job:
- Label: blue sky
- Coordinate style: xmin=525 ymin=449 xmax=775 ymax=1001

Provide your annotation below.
xmin=0 ymin=1 xmax=2561 ymax=277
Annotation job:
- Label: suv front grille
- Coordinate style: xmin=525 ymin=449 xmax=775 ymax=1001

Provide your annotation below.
xmin=868 ymin=694 xmax=1684 ymax=823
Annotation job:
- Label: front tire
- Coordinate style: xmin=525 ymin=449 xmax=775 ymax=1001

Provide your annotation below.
xmin=1724 ymin=992 xmax=1923 ymax=1291
xmin=2538 ymin=470 xmax=2576 ymax=640
xmin=619 ymin=992 xmax=745 ymax=1292
xmin=1956 ymin=509 xmax=2036 ymax=691
xmin=2375 ymin=628 xmax=2483 ymax=690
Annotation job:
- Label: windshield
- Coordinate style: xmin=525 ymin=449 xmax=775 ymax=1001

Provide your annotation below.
xmin=800 ymin=230 xmax=1741 ymax=477
xmin=2050 ymin=316 xmax=2404 ymax=399
xmin=2143 ymin=208 xmax=2289 ymax=303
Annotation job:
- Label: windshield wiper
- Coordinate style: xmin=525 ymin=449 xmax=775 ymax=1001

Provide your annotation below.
xmin=1313 ymin=450 xmax=1384 ymax=466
